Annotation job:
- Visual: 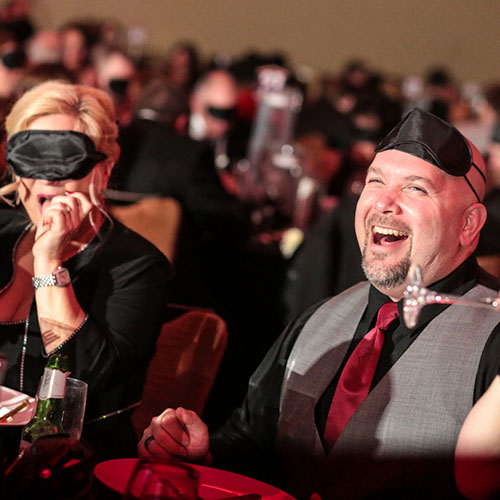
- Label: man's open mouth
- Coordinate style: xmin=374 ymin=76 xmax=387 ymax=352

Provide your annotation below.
xmin=372 ymin=225 xmax=409 ymax=245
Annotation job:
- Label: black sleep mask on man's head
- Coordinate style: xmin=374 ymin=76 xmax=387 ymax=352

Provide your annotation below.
xmin=1 ymin=49 xmax=26 ymax=69
xmin=375 ymin=108 xmax=486 ymax=202
xmin=6 ymin=130 xmax=107 ymax=181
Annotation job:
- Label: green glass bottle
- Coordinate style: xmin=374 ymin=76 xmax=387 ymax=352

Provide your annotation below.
xmin=19 ymin=352 xmax=69 ymax=451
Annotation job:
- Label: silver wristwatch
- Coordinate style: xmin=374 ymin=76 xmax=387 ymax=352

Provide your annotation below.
xmin=32 ymin=267 xmax=71 ymax=289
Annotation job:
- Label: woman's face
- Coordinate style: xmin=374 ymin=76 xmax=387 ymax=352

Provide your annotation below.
xmin=16 ymin=113 xmax=104 ymax=225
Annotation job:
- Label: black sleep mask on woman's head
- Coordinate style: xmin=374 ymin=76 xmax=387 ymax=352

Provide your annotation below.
xmin=6 ymin=130 xmax=107 ymax=181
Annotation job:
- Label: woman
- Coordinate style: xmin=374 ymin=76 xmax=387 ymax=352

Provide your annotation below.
xmin=0 ymin=80 xmax=171 ymax=458
xmin=455 ymin=375 xmax=500 ymax=499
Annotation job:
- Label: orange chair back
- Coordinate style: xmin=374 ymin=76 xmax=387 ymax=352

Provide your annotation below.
xmin=132 ymin=307 xmax=228 ymax=438
xmin=109 ymin=196 xmax=181 ymax=261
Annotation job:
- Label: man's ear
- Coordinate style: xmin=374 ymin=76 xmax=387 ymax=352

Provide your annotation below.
xmin=460 ymin=203 xmax=488 ymax=247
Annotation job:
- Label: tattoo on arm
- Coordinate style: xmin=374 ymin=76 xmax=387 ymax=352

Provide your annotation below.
xmin=39 ymin=317 xmax=76 ymax=348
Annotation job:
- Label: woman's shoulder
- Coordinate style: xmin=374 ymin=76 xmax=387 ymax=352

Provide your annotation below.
xmin=0 ymin=204 xmax=30 ymax=235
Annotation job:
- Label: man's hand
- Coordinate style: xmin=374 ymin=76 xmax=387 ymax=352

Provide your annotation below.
xmin=138 ymin=407 xmax=210 ymax=464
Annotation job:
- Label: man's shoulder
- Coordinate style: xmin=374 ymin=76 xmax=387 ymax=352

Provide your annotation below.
xmin=293 ymin=281 xmax=370 ymax=330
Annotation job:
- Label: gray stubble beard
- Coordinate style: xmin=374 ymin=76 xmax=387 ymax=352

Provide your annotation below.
xmin=361 ymin=242 xmax=412 ymax=289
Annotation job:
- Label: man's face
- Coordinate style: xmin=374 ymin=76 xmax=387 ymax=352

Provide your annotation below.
xmin=191 ymin=74 xmax=237 ymax=140
xmin=355 ymin=150 xmax=475 ymax=299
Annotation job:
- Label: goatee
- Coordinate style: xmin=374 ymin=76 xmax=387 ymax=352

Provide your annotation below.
xmin=361 ymin=244 xmax=411 ymax=289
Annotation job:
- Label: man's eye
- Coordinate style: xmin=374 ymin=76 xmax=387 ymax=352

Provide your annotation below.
xmin=367 ymin=178 xmax=382 ymax=184
xmin=408 ymin=185 xmax=427 ymax=194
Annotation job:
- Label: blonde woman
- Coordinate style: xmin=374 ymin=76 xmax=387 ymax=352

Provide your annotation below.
xmin=0 ymin=80 xmax=170 ymax=458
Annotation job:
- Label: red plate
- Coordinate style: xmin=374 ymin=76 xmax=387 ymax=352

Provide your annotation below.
xmin=94 ymin=458 xmax=294 ymax=500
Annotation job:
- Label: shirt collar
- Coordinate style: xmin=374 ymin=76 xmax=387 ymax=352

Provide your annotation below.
xmin=367 ymin=255 xmax=480 ymax=330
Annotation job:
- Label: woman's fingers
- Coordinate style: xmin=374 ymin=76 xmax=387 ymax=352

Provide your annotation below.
xmin=64 ymin=191 xmax=94 ymax=219
xmin=41 ymin=192 xmax=93 ymax=230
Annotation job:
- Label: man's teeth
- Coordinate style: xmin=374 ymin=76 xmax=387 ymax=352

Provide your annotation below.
xmin=373 ymin=226 xmax=408 ymax=237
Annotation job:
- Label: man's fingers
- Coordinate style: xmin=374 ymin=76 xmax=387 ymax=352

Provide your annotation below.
xmin=158 ymin=408 xmax=190 ymax=446
xmin=174 ymin=407 xmax=209 ymax=459
xmin=175 ymin=407 xmax=207 ymax=442
xmin=140 ymin=408 xmax=190 ymax=457
xmin=139 ymin=407 xmax=209 ymax=461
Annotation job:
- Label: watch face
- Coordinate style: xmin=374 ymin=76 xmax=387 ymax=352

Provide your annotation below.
xmin=54 ymin=268 xmax=71 ymax=286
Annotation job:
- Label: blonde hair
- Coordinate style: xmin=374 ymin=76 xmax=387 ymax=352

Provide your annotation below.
xmin=1 ymin=80 xmax=120 ymax=207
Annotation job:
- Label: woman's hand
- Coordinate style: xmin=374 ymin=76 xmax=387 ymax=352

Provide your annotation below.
xmin=33 ymin=191 xmax=94 ymax=261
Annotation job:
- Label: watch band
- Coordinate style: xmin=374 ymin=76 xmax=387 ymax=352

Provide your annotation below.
xmin=32 ymin=267 xmax=71 ymax=289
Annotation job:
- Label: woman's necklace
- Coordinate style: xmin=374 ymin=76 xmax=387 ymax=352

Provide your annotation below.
xmin=0 ymin=221 xmax=93 ymax=392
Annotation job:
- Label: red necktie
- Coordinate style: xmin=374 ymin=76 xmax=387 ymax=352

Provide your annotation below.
xmin=323 ymin=301 xmax=399 ymax=451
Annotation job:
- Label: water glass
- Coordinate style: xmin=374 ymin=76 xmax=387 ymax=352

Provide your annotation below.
xmin=61 ymin=377 xmax=87 ymax=440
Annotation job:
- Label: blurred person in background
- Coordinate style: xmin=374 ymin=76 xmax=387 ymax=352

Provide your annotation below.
xmin=94 ymin=47 xmax=136 ymax=126
xmin=164 ymin=40 xmax=201 ymax=96
xmin=108 ymin=71 xmax=253 ymax=432
xmin=477 ymin=121 xmax=500 ymax=269
xmin=21 ymin=29 xmax=74 ymax=95
xmin=24 ymin=29 xmax=62 ymax=66
xmin=185 ymin=69 xmax=239 ymax=170
xmin=423 ymin=67 xmax=458 ymax=122
xmin=282 ymin=96 xmax=389 ymax=324
xmin=0 ymin=0 xmax=34 ymax=45
xmin=0 ymin=29 xmax=25 ymax=101
xmin=60 ymin=21 xmax=99 ymax=87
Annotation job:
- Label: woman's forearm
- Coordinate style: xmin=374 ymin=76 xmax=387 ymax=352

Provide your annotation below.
xmin=455 ymin=375 xmax=500 ymax=499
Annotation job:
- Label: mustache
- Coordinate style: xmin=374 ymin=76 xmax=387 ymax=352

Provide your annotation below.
xmin=366 ymin=215 xmax=412 ymax=234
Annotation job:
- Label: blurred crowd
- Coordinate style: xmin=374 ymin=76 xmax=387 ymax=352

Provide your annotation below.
xmin=1 ymin=0 xmax=500 ymax=429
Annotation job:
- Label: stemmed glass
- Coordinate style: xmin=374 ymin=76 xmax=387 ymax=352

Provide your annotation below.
xmin=403 ymin=265 xmax=500 ymax=328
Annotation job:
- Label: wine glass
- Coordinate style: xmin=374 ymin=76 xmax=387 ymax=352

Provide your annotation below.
xmin=123 ymin=457 xmax=200 ymax=500
xmin=403 ymin=265 xmax=500 ymax=328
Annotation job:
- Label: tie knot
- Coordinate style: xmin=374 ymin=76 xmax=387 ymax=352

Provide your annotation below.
xmin=376 ymin=301 xmax=399 ymax=331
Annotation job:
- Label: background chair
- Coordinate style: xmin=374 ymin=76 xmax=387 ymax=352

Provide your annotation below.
xmin=478 ymin=255 xmax=500 ymax=279
xmin=132 ymin=305 xmax=228 ymax=438
xmin=108 ymin=195 xmax=181 ymax=261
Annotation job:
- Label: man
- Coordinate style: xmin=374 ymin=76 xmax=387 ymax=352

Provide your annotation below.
xmin=138 ymin=109 xmax=500 ymax=499
xmin=94 ymin=48 xmax=136 ymax=126
xmin=108 ymin=85 xmax=249 ymax=311
xmin=187 ymin=69 xmax=239 ymax=169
